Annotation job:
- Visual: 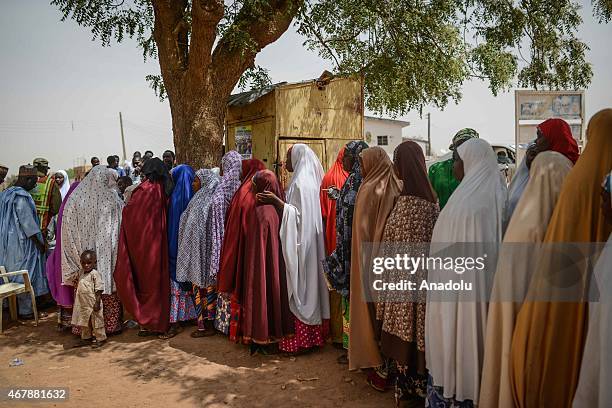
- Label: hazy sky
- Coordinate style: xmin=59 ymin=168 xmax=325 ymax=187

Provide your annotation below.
xmin=1 ymin=1 xmax=610 ymax=176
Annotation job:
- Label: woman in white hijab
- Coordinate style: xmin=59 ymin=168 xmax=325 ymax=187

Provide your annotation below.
xmin=257 ymin=143 xmax=330 ymax=353
xmin=479 ymin=151 xmax=573 ymax=408
xmin=425 ymin=138 xmax=507 ymax=406
xmin=61 ymin=165 xmax=125 ymax=335
xmin=54 ymin=170 xmax=70 ymax=201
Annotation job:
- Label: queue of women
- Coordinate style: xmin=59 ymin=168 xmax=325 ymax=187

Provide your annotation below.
xmin=23 ymin=108 xmax=612 ymax=407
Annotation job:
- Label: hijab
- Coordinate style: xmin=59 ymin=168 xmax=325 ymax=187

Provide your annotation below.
xmin=206 ymin=150 xmax=242 ymax=287
xmin=348 ymin=146 xmax=403 ymax=371
xmin=217 ymin=159 xmax=267 ymax=294
xmin=538 ymin=118 xmax=580 ymax=164
xmin=393 ymin=140 xmax=436 ymax=202
xmin=167 ymin=164 xmax=195 ymax=282
xmin=510 ymin=109 xmax=612 ymax=408
xmin=175 ymin=169 xmax=220 ymax=287
xmin=55 ymin=170 xmax=70 ymax=201
xmin=320 ymin=147 xmax=349 ymax=254
xmin=322 ymin=140 xmax=369 ymax=297
xmin=480 ymin=151 xmax=573 ymax=408
xmin=142 ymin=157 xmax=174 ymax=196
xmin=61 ymin=166 xmax=124 ymax=294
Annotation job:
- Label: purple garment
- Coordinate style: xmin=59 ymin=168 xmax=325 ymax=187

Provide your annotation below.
xmin=45 ymin=181 xmax=79 ymax=307
xmin=204 ymin=151 xmax=242 ymax=287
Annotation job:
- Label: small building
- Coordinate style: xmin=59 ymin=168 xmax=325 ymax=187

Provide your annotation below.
xmin=225 ymin=72 xmax=364 ymax=176
xmin=364 ymin=116 xmax=410 ymax=157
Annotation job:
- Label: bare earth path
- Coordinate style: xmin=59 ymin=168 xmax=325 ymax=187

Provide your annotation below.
xmin=0 ymin=313 xmax=390 ymax=407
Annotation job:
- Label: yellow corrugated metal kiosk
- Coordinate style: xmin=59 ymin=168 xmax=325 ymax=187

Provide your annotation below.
xmin=225 ymin=73 xmax=364 ymax=179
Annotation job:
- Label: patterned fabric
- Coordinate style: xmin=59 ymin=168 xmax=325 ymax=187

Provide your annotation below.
xmin=279 ymin=317 xmax=329 ymax=353
xmin=169 ymin=280 xmax=197 ymax=323
xmin=205 ymin=151 xmax=242 ymax=287
xmin=449 ymin=128 xmax=479 ymax=150
xmin=193 ymin=284 xmax=218 ymax=329
xmin=61 ymin=166 xmax=124 ymax=294
xmin=426 ymin=375 xmax=474 ymax=408
xmin=58 ymin=306 xmax=73 ymax=328
xmin=215 ymin=292 xmax=231 ymax=335
xmin=342 ymin=296 xmax=350 ymax=349
xmin=175 ymin=170 xmax=220 ymax=287
xmin=72 ymin=292 xmax=122 ymax=335
xmin=376 ymin=196 xmax=439 ymax=350
xmin=322 ymin=140 xmax=369 ymax=297
xmin=30 ymin=175 xmax=55 ymax=230
xmin=396 ymin=367 xmax=427 ymax=402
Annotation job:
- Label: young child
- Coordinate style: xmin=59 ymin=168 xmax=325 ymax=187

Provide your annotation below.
xmin=72 ymin=250 xmax=106 ymax=348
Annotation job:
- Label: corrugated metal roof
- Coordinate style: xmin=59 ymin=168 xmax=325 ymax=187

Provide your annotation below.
xmin=227 ymin=83 xmax=286 ymax=107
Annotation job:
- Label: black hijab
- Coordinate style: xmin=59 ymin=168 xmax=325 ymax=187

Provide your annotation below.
xmin=142 ymin=157 xmax=174 ymax=196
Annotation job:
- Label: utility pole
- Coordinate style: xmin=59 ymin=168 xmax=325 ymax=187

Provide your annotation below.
xmin=426 ymin=113 xmax=431 ymax=156
xmin=119 ymin=112 xmax=127 ymax=162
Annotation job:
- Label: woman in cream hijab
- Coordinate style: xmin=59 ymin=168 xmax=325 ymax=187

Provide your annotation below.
xmin=479 ymin=151 xmax=573 ymax=408
xmin=425 ymin=138 xmax=507 ymax=406
xmin=510 ymin=109 xmax=612 ymax=408
xmin=257 ymin=144 xmax=330 ymax=353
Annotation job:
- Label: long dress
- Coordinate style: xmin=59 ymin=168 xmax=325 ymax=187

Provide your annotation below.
xmin=61 ymin=166 xmax=124 ymax=334
xmin=278 ymin=144 xmax=331 ymax=353
xmin=320 ymin=147 xmax=348 ymax=345
xmin=46 ymin=181 xmax=79 ymax=327
xmin=425 ymin=138 xmax=507 ymax=406
xmin=175 ymin=169 xmax=220 ymax=330
xmin=167 ymin=164 xmax=197 ymax=323
xmin=376 ymin=138 xmax=440 ymax=402
xmin=240 ymin=170 xmax=294 ymax=344
xmin=322 ymin=141 xmax=369 ymax=349
xmin=217 ymin=159 xmax=268 ymax=340
xmin=114 ymin=179 xmax=170 ymax=333
xmin=510 ymin=109 xmax=612 ymax=408
xmin=479 ymin=151 xmax=572 ymax=408
xmin=0 ymin=186 xmax=48 ymax=315
xmin=348 ymin=146 xmax=403 ymax=370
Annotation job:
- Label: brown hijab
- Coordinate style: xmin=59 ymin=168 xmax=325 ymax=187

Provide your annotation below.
xmin=393 ymin=140 xmax=436 ymax=202
xmin=348 ymin=146 xmax=403 ymax=370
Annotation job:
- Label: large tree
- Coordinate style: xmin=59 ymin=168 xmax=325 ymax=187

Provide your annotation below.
xmin=52 ymin=0 xmax=610 ymax=167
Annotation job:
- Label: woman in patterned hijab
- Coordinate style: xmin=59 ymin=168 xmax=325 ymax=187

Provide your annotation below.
xmin=322 ymin=140 xmax=368 ymax=356
xmin=175 ymin=169 xmax=221 ymax=337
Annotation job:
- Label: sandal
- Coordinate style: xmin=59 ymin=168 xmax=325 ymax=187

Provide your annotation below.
xmin=138 ymin=329 xmax=156 ymax=337
xmin=190 ymin=329 xmax=216 ymax=338
xmin=367 ymin=369 xmax=390 ymax=392
xmin=91 ymin=339 xmax=106 ymax=349
xmin=158 ymin=326 xmax=182 ymax=340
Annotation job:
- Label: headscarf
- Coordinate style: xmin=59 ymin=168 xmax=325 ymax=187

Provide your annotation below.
xmin=510 ymin=109 xmax=612 ymax=408
xmin=205 ymin=150 xmax=242 ymax=287
xmin=45 ymin=181 xmax=79 ymax=307
xmin=54 ymin=170 xmax=70 ymax=201
xmin=175 ymin=169 xmax=220 ymax=287
xmin=280 ymin=143 xmax=330 ymax=325
xmin=254 ymin=169 xmax=284 ymax=206
xmin=425 ymin=138 xmax=507 ymax=404
xmin=480 ymin=151 xmax=573 ymax=408
xmin=61 ymin=166 xmax=124 ymax=294
xmin=142 ymin=157 xmax=173 ymax=196
xmin=393 ymin=140 xmax=436 ymax=202
xmin=167 ymin=164 xmax=195 ymax=282
xmin=322 ymin=140 xmax=368 ymax=296
xmin=449 ymin=127 xmax=479 ymax=150
xmin=217 ymin=159 xmax=267 ymax=294
xmin=503 ymin=159 xmax=530 ymax=232
xmin=348 ymin=146 xmax=403 ymax=371
xmin=195 ymin=168 xmax=207 ymax=184
xmin=320 ymin=147 xmax=349 ymax=254
xmin=538 ymin=118 xmax=580 ymax=164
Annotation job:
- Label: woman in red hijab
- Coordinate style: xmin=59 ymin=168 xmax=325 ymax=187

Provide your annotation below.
xmin=526 ymin=117 xmax=580 ymax=167
xmin=216 ymin=159 xmax=266 ymax=339
xmin=115 ymin=158 xmax=172 ymax=335
xmin=320 ymin=147 xmax=348 ymax=347
xmin=241 ymin=169 xmax=294 ymax=353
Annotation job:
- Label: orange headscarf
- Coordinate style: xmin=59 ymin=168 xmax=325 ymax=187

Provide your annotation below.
xmin=510 ymin=108 xmax=612 ymax=408
xmin=320 ymin=147 xmax=348 ymax=255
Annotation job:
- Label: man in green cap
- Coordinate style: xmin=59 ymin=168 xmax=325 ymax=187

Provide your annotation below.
xmin=30 ymin=157 xmax=62 ymax=235
xmin=427 ymin=128 xmax=479 ymax=209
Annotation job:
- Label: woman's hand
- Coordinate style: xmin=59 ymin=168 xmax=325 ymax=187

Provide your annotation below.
xmin=256 ymin=191 xmax=284 ymax=210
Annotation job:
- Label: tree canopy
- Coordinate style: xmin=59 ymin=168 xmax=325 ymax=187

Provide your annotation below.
xmin=52 ymin=0 xmax=610 ymax=116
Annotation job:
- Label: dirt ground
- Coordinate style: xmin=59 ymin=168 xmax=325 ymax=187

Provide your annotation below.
xmin=0 ymin=311 xmax=392 ymax=407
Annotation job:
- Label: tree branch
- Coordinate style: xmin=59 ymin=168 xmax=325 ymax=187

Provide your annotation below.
xmin=189 ymin=0 xmax=225 ymax=75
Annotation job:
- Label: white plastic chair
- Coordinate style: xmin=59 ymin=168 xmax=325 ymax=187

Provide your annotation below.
xmin=0 ymin=266 xmax=38 ymax=332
